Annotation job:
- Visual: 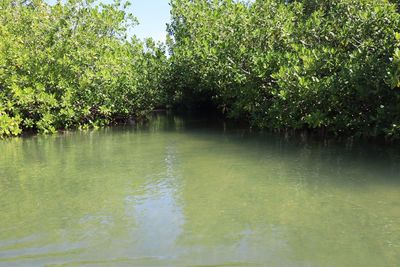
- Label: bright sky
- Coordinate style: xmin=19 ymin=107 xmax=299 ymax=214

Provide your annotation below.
xmin=130 ymin=0 xmax=171 ymax=42
xmin=46 ymin=0 xmax=171 ymax=43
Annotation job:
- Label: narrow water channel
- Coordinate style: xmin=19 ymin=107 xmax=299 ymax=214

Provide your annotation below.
xmin=0 ymin=114 xmax=399 ymax=267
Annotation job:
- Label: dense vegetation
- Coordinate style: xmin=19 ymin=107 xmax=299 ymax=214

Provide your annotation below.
xmin=2 ymin=0 xmax=400 ymax=139
xmin=167 ymin=0 xmax=400 ymax=138
xmin=0 ymin=0 xmax=166 ymax=137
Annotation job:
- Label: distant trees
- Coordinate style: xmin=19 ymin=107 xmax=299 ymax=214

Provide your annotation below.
xmin=166 ymin=0 xmax=400 ymax=138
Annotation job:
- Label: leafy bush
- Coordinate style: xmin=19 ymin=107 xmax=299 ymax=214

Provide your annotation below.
xmin=167 ymin=0 xmax=400 ymax=138
xmin=3 ymin=0 xmax=400 ymax=139
xmin=0 ymin=0 xmax=166 ymax=137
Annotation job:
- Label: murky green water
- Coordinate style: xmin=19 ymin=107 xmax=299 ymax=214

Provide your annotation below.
xmin=0 ymin=114 xmax=399 ymax=267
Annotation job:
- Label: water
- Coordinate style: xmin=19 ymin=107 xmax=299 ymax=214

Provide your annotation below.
xmin=0 ymin=114 xmax=399 ymax=267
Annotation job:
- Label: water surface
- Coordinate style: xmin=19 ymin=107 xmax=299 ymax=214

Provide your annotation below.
xmin=0 ymin=114 xmax=399 ymax=266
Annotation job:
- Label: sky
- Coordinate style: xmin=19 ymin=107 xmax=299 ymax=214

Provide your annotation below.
xmin=46 ymin=0 xmax=172 ymax=43
xmin=130 ymin=0 xmax=171 ymax=42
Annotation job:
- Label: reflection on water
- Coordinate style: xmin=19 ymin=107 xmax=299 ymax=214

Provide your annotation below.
xmin=0 ymin=113 xmax=399 ymax=266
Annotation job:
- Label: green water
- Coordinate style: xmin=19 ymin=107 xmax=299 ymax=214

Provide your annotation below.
xmin=0 ymin=114 xmax=399 ymax=267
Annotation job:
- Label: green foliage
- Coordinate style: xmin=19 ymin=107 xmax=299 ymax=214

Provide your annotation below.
xmin=389 ymin=33 xmax=400 ymax=88
xmin=0 ymin=110 xmax=22 ymax=137
xmin=3 ymin=0 xmax=400 ymax=139
xmin=167 ymin=0 xmax=400 ymax=138
xmin=0 ymin=0 xmax=166 ymax=137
